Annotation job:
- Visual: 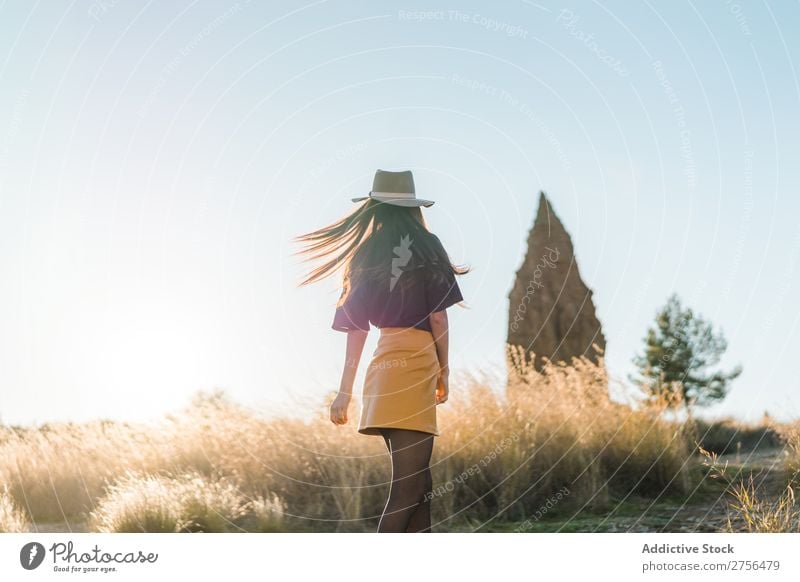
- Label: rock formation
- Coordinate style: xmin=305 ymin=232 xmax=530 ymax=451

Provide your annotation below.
xmin=507 ymin=191 xmax=606 ymax=374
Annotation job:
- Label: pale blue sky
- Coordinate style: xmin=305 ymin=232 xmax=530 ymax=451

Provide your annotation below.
xmin=1 ymin=0 xmax=798 ymax=426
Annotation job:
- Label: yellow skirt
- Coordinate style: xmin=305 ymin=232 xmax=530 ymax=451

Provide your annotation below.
xmin=358 ymin=326 xmax=440 ymax=437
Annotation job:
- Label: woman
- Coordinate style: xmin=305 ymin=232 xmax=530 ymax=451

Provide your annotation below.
xmin=294 ymin=169 xmax=469 ymax=532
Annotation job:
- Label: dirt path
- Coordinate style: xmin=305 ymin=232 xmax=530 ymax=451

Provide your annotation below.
xmin=603 ymin=447 xmax=791 ymax=533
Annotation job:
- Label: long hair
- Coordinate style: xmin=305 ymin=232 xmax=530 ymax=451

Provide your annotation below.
xmin=293 ymin=199 xmax=469 ymax=305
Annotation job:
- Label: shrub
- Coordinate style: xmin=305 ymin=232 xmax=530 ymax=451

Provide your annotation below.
xmin=88 ymin=469 xmax=283 ymax=533
xmin=693 ymin=416 xmax=783 ymax=455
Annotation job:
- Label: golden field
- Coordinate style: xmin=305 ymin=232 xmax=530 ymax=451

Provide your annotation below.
xmin=1 ymin=346 xmax=796 ymax=533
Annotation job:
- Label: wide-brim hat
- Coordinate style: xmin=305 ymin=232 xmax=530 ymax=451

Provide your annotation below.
xmin=351 ymin=169 xmax=434 ymax=207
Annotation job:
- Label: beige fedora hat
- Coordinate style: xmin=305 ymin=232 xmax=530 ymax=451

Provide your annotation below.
xmin=351 ymin=169 xmax=434 ymax=207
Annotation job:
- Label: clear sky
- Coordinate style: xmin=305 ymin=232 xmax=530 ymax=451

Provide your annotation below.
xmin=1 ymin=0 xmax=798 ymax=426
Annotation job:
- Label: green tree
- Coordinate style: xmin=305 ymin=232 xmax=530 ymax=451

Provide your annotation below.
xmin=630 ymin=293 xmax=742 ymax=418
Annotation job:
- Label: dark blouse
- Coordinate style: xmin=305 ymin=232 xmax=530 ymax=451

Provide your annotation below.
xmin=332 ymin=260 xmax=464 ymax=333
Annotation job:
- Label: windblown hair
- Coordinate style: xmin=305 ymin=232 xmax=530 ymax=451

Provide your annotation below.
xmin=293 ymin=199 xmax=469 ymax=305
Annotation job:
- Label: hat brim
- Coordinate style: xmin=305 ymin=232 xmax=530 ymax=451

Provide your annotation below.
xmin=351 ymin=195 xmax=434 ymax=207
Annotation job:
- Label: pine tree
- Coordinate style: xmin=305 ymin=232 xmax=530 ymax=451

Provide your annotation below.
xmin=630 ymin=293 xmax=742 ymax=419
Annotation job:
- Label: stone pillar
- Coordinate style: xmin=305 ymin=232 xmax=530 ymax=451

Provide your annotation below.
xmin=507 ymin=191 xmax=606 ymax=375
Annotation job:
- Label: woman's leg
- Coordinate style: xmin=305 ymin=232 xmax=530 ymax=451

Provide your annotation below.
xmin=404 ymin=462 xmax=433 ymax=533
xmin=381 ymin=425 xmax=433 ymax=530
xmin=377 ymin=428 xmax=434 ymax=533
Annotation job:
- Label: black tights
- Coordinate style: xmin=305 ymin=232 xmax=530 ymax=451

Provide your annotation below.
xmin=377 ymin=428 xmax=434 ymax=533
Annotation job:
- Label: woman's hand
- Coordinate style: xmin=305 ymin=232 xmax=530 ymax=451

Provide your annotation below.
xmin=330 ymin=392 xmax=351 ymax=425
xmin=435 ymin=371 xmax=449 ymax=405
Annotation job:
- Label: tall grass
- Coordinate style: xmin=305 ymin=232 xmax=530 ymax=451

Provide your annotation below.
xmin=0 ymin=347 xmax=697 ymax=531
xmin=700 ymin=424 xmax=800 ymax=533
xmin=88 ymin=469 xmax=284 ymax=533
xmin=701 ymin=447 xmax=800 ymax=533
xmin=471 ymin=345 xmax=694 ymax=523
xmin=777 ymin=423 xmax=800 ymax=478
xmin=0 ymin=485 xmax=29 ymax=532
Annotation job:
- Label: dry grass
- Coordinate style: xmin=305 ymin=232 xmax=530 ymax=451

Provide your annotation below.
xmin=458 ymin=345 xmax=695 ymax=523
xmin=727 ymin=476 xmax=800 ymax=532
xmin=700 ymin=424 xmax=800 ymax=533
xmin=87 ymin=469 xmax=284 ymax=533
xmin=0 ymin=484 xmax=29 ymax=532
xmin=701 ymin=447 xmax=800 ymax=533
xmin=0 ymin=347 xmax=701 ymax=532
xmin=776 ymin=423 xmax=800 ymax=477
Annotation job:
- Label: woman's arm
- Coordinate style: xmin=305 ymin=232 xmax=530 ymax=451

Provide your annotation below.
xmin=429 ymin=310 xmax=450 ymax=372
xmin=330 ymin=329 xmax=368 ymax=425
xmin=429 ymin=310 xmax=450 ymax=404
xmin=339 ymin=329 xmax=368 ymax=395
